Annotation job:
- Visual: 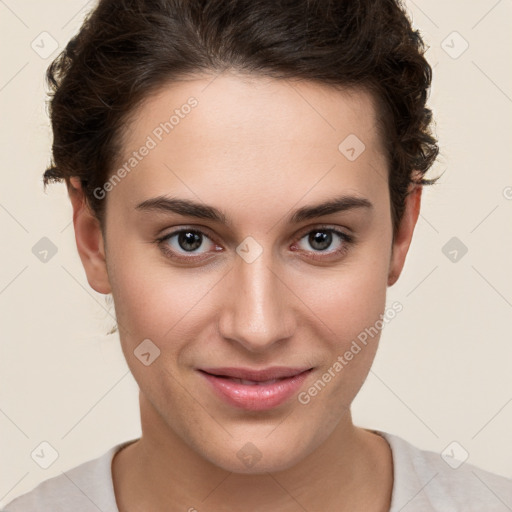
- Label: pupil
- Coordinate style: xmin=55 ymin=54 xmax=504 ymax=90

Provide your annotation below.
xmin=179 ymin=231 xmax=202 ymax=251
xmin=310 ymin=231 xmax=331 ymax=251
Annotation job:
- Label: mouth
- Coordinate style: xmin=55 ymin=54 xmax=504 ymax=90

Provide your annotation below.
xmin=197 ymin=367 xmax=314 ymax=411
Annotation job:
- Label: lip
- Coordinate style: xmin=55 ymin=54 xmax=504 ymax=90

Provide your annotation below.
xmin=198 ymin=366 xmax=313 ymax=411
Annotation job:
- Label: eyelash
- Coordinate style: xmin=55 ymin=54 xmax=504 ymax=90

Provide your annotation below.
xmin=155 ymin=225 xmax=354 ymax=263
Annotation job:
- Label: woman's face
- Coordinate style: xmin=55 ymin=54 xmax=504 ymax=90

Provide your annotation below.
xmin=85 ymin=73 xmax=418 ymax=473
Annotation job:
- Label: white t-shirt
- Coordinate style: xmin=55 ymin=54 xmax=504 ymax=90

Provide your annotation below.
xmin=3 ymin=430 xmax=511 ymax=511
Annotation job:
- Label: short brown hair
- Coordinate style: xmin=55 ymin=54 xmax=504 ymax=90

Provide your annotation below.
xmin=43 ymin=0 xmax=439 ymax=236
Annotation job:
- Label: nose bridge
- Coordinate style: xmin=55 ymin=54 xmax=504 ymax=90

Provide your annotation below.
xmin=218 ymin=248 xmax=295 ymax=351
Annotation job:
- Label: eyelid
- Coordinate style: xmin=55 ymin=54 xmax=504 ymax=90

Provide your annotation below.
xmin=157 ymin=225 xmax=220 ymax=244
xmin=293 ymin=223 xmax=353 ymax=241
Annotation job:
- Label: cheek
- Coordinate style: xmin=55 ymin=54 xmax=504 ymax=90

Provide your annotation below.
xmin=107 ymin=262 xmax=209 ymax=407
xmin=300 ymin=239 xmax=390 ymax=344
xmin=319 ymin=267 xmax=387 ymax=320
xmin=106 ymin=235 xmax=225 ymax=368
xmin=297 ymin=239 xmax=391 ymax=399
xmin=110 ymin=262 xmax=208 ymax=344
xmin=308 ymin=270 xmax=388 ymax=391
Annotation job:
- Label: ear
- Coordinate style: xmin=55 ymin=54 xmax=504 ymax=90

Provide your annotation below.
xmin=387 ymin=183 xmax=422 ymax=286
xmin=68 ymin=177 xmax=112 ymax=294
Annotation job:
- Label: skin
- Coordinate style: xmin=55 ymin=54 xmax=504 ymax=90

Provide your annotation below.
xmin=68 ymin=71 xmax=421 ymax=511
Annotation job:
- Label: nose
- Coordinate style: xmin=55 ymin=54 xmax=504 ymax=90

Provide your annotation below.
xmin=217 ymin=250 xmax=296 ymax=353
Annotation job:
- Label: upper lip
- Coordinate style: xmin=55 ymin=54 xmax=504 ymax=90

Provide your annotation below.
xmin=199 ymin=366 xmax=312 ymax=381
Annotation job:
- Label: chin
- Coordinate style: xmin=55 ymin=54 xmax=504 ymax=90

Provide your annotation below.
xmin=198 ymin=430 xmax=316 ymax=475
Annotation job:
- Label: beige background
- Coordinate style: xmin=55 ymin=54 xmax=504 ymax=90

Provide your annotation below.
xmin=1 ymin=0 xmax=511 ymax=505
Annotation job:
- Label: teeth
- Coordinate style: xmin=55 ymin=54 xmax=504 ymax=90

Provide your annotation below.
xmin=232 ymin=378 xmax=280 ymax=385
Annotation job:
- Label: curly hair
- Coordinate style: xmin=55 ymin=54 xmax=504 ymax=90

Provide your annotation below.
xmin=43 ymin=0 xmax=439 ymax=237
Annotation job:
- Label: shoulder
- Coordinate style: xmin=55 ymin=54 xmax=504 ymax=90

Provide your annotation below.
xmin=2 ymin=440 xmax=137 ymax=512
xmin=375 ymin=430 xmax=512 ymax=512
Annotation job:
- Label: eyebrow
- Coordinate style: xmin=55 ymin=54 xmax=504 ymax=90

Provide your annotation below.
xmin=135 ymin=194 xmax=373 ymax=225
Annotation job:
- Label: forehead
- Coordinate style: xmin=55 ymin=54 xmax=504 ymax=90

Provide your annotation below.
xmin=109 ymin=72 xmax=388 ymax=217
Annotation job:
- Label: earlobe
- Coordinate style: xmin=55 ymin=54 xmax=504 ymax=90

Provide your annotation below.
xmin=387 ymin=184 xmax=422 ymax=287
xmin=68 ymin=177 xmax=112 ymax=294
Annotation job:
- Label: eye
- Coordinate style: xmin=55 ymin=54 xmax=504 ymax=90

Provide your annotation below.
xmin=155 ymin=225 xmax=354 ymax=264
xmin=156 ymin=228 xmax=220 ymax=262
xmin=292 ymin=227 xmax=353 ymax=261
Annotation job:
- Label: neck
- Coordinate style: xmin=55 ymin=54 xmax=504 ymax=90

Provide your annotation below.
xmin=112 ymin=394 xmax=393 ymax=512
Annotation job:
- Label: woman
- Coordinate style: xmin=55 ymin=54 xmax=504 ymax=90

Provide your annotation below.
xmin=4 ymin=0 xmax=511 ymax=510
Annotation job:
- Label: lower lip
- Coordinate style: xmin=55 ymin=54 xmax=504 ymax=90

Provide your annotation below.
xmin=199 ymin=369 xmax=312 ymax=411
